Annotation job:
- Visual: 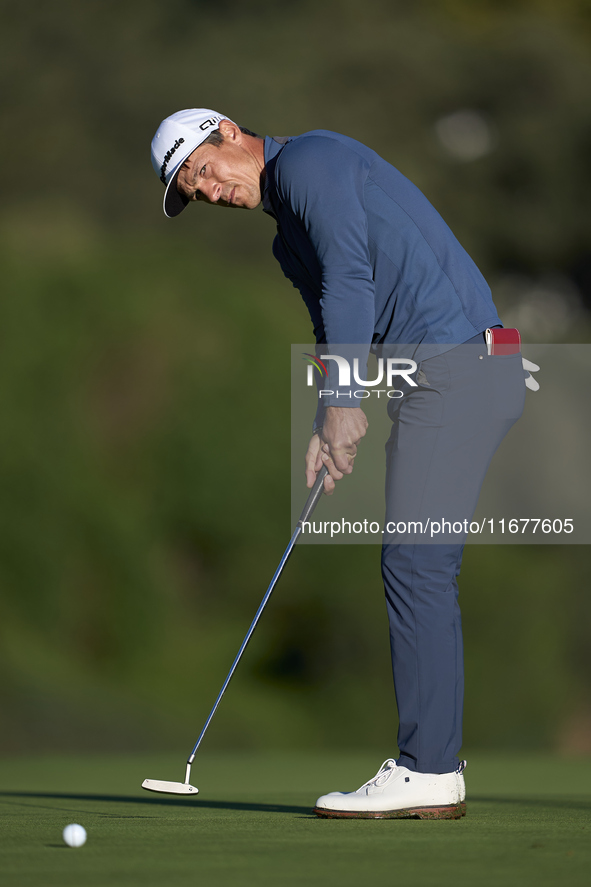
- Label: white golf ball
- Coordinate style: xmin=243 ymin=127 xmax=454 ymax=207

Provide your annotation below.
xmin=62 ymin=824 xmax=87 ymax=847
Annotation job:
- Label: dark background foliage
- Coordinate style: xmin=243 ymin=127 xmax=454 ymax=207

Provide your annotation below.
xmin=1 ymin=0 xmax=590 ymax=756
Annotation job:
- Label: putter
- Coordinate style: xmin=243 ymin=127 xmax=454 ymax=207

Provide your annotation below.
xmin=142 ymin=465 xmax=329 ymax=795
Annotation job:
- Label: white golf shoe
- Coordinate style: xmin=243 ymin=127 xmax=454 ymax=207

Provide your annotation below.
xmin=313 ymin=758 xmax=464 ymax=819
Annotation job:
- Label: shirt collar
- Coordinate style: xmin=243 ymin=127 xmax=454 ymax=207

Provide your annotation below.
xmin=262 ymin=136 xmax=289 ymax=217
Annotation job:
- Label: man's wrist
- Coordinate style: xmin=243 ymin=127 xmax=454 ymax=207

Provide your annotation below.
xmin=324 ymin=401 xmax=365 ymax=410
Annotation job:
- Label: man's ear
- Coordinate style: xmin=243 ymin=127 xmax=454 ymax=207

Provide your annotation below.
xmin=218 ymin=119 xmax=240 ymax=142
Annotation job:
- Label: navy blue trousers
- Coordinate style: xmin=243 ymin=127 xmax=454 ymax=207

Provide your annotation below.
xmin=381 ymin=336 xmax=525 ymax=773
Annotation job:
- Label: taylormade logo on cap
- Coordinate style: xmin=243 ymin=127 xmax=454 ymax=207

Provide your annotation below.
xmin=150 ymin=108 xmax=235 ymax=217
xmin=159 ymin=137 xmax=185 ymax=184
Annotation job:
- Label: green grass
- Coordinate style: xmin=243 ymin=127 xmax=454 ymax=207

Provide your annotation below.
xmin=1 ymin=752 xmax=589 ymax=887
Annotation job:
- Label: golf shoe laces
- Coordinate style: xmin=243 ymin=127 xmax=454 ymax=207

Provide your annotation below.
xmin=358 ymin=759 xmax=398 ymax=790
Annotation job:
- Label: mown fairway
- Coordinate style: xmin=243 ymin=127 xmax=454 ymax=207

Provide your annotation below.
xmin=1 ymin=752 xmax=589 ymax=887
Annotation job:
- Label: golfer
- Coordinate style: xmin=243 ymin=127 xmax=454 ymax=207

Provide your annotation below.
xmin=150 ymin=109 xmax=529 ymax=819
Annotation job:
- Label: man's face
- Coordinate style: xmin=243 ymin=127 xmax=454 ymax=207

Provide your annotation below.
xmin=176 ymin=121 xmax=263 ymax=210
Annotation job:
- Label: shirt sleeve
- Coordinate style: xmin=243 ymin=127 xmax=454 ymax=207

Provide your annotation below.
xmin=271 ymin=247 xmax=327 ymax=430
xmin=275 ymin=135 xmax=375 ymax=345
xmin=275 ymin=136 xmax=375 ymax=407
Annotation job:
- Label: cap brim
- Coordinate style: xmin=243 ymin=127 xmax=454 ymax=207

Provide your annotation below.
xmin=164 ymin=170 xmax=190 ymax=218
xmin=162 ymin=140 xmax=200 ymax=218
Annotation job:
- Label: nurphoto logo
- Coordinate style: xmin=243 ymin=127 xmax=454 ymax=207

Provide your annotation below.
xmin=303 ymin=352 xmax=418 ymax=400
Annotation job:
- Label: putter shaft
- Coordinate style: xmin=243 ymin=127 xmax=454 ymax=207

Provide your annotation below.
xmin=184 ymin=466 xmax=328 ymax=778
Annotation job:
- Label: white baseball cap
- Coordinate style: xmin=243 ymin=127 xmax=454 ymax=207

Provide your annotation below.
xmin=151 ymin=108 xmax=235 ymax=218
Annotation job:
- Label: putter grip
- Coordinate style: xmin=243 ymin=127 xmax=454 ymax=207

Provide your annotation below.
xmin=297 ymin=465 xmax=329 ymax=526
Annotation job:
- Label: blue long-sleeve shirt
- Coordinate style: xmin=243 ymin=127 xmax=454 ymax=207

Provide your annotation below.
xmin=261 ymin=130 xmax=501 ymax=414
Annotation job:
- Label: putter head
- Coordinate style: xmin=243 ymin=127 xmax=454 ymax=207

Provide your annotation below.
xmin=142 ymin=778 xmax=199 ymax=795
